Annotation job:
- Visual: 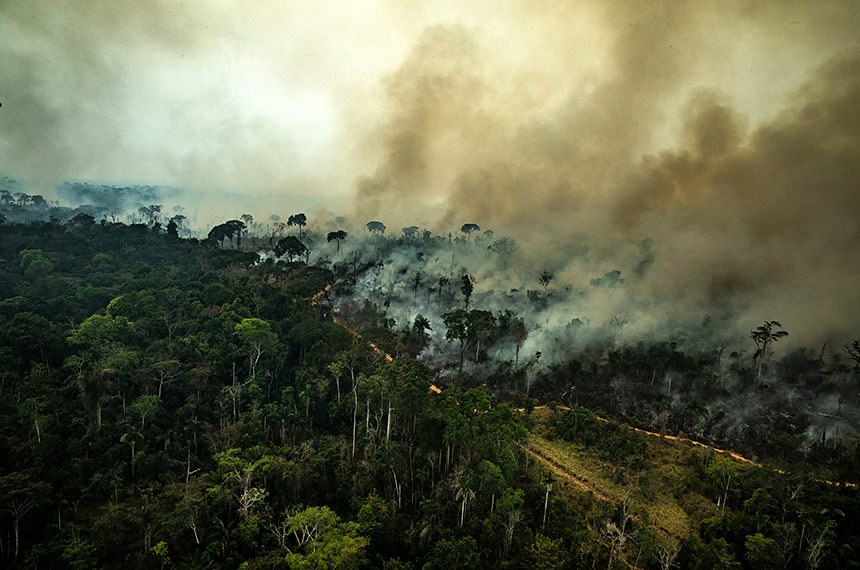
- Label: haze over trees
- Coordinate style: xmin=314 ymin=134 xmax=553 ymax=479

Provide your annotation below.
xmin=0 ymin=196 xmax=857 ymax=568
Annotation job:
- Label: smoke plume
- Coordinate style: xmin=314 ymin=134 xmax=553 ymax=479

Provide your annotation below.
xmin=1 ymin=1 xmax=858 ymax=344
xmin=347 ymin=2 xmax=860 ymax=346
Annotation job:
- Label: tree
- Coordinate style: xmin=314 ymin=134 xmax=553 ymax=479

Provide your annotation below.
xmin=443 ymin=310 xmax=470 ymax=372
xmin=213 ymin=449 xmax=271 ymax=519
xmin=0 ymin=471 xmax=49 ymax=561
xmin=527 ymin=534 xmax=569 ymax=570
xmin=275 ymin=236 xmax=309 ymax=262
xmin=366 ymin=220 xmax=386 ymax=235
xmin=612 ymin=312 xmax=629 ymax=344
xmin=438 ymin=276 xmax=449 ymax=298
xmin=805 ymin=519 xmax=835 ymax=570
xmin=276 ymin=506 xmax=369 ymax=569
xmin=166 ymin=215 xmax=182 ymax=237
xmin=19 ymin=248 xmax=53 ymax=278
xmin=706 ymin=455 xmax=737 ymax=513
xmin=497 ymin=488 xmax=524 ymax=560
xmin=501 ymin=311 xmax=528 ymax=366
xmin=488 ymin=238 xmax=519 ymax=269
xmin=539 ymin=269 xmax=553 ymax=292
xmin=327 ymin=230 xmax=348 ymax=252
xmin=207 ymin=219 xmax=246 ymax=248
xmin=745 ymin=533 xmax=781 ymax=570
xmin=460 ymin=223 xmax=480 ymax=239
xmin=442 ymin=309 xmax=498 ymax=371
xmin=148 ymin=358 xmax=182 ymax=398
xmin=656 ymin=539 xmax=681 ymax=570
xmin=132 ymin=394 xmax=160 ymax=431
xmin=235 ymin=317 xmax=278 ymax=383
xmin=288 ymin=213 xmax=307 ymax=237
xmin=138 ymin=204 xmax=162 ymax=226
xmin=423 ymin=536 xmax=481 ymax=570
xmin=461 ymin=273 xmax=473 ymax=310
xmin=120 ymin=424 xmax=145 ymax=479
xmin=401 ymin=225 xmax=419 ymax=239
xmin=843 ymin=340 xmax=860 ymax=366
xmin=411 ymin=271 xmax=422 ymax=300
xmin=751 ymin=321 xmax=788 ymax=379
xmin=66 ymin=314 xmax=136 ymax=431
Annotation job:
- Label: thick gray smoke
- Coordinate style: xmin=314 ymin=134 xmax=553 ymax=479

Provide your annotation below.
xmin=1 ymin=1 xmax=858 ymax=345
xmin=349 ymin=3 xmax=860 ymax=347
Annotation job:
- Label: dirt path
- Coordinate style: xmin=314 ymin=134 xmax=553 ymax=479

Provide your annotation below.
xmin=521 ymin=442 xmax=614 ymax=502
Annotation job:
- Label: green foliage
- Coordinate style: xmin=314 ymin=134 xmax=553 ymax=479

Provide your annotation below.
xmin=281 ymin=506 xmax=369 ymax=570
xmin=744 ymin=533 xmax=780 ymax=570
xmin=61 ymin=528 xmax=98 ymax=570
xmin=275 ymin=236 xmax=309 ymax=262
xmin=423 ymin=536 xmax=481 ymax=570
xmin=526 ymin=534 xmax=569 ymax=570
xmin=0 ymin=220 xmax=858 ymax=570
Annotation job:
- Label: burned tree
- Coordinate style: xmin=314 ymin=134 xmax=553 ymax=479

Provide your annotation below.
xmin=539 ymin=269 xmax=553 ymax=292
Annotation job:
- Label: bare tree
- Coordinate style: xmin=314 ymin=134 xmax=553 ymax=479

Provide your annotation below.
xmin=657 ymin=539 xmax=681 ymax=570
xmin=805 ymin=520 xmax=835 ymax=570
xmin=539 ymin=269 xmax=553 ymax=292
xmin=612 ymin=312 xmax=629 ymax=344
xmin=603 ymin=495 xmax=633 ymax=570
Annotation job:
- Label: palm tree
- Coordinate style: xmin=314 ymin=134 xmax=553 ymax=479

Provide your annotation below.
xmin=120 ymin=425 xmax=144 ymax=479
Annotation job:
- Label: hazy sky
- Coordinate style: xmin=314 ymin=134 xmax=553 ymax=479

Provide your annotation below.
xmin=1 ymin=1 xmax=859 ymax=343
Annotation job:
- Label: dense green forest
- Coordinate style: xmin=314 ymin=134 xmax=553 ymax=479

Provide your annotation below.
xmin=1 ymin=216 xmax=858 ymax=569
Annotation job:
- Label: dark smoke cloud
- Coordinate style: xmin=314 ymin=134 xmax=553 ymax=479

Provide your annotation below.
xmin=348 ymin=2 xmax=860 ymax=346
xmin=1 ymin=1 xmax=858 ymax=344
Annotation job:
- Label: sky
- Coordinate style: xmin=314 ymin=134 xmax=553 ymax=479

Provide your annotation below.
xmin=1 ymin=0 xmax=859 ymax=345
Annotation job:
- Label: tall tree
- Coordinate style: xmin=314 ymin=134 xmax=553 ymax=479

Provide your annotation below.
xmin=460 ymin=223 xmax=480 ymax=239
xmin=326 ymin=229 xmax=348 ymax=253
xmin=0 ymin=471 xmax=49 ymax=562
xmin=750 ymin=321 xmax=788 ymax=379
xmin=488 ymin=237 xmax=519 ymax=269
xmin=461 ymin=274 xmax=474 ymax=310
xmin=207 ymin=219 xmax=246 ymax=248
xmin=539 ymin=269 xmax=553 ymax=292
xmin=275 ymin=236 xmax=309 ymax=262
xmin=288 ymin=213 xmax=307 ymax=237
